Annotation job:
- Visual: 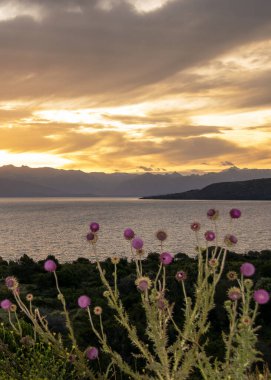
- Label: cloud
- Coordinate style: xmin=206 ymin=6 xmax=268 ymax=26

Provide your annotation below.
xmin=144 ymin=125 xmax=222 ymax=138
xmin=0 ymin=0 xmax=271 ymax=102
xmin=221 ymin=161 xmax=235 ymax=166
xmin=137 ymin=166 xmax=154 ymax=171
xmin=0 ymin=0 xmax=271 ymax=172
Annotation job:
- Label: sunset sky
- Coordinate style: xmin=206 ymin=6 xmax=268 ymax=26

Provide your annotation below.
xmin=0 ymin=0 xmax=271 ymax=173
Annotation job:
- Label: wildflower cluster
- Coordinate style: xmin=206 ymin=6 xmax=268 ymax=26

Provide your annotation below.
xmin=197 ymin=259 xmax=270 ymax=379
xmin=0 ymin=207 xmax=270 ymax=380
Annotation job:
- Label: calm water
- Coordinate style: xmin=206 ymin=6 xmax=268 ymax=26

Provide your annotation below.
xmin=0 ymin=198 xmax=270 ymax=262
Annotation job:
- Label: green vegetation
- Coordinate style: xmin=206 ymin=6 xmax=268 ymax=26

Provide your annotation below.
xmin=0 ymin=249 xmax=270 ymax=379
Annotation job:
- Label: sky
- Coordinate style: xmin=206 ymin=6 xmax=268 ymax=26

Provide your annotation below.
xmin=0 ymin=0 xmax=271 ymax=174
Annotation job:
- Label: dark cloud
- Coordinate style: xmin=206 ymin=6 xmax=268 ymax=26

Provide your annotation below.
xmin=161 ymin=137 xmax=244 ymax=162
xmin=0 ymin=0 xmax=271 ymax=102
xmin=0 ymin=0 xmax=270 ymax=171
xmin=0 ymin=119 xmax=245 ymax=167
xmin=0 ymin=108 xmax=33 ymax=122
xmin=221 ymin=161 xmax=235 ymax=166
xmin=144 ymin=125 xmax=222 ymax=138
xmin=0 ymin=123 xmax=108 ymax=153
xmin=138 ymin=166 xmax=153 ymax=171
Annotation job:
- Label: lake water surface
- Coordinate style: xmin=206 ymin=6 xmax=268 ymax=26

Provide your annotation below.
xmin=0 ymin=198 xmax=270 ymax=262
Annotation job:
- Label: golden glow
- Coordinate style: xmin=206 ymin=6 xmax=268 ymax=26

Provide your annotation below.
xmin=0 ymin=151 xmax=71 ymax=168
xmin=192 ymin=109 xmax=271 ymax=129
xmin=0 ymin=4 xmax=270 ymax=173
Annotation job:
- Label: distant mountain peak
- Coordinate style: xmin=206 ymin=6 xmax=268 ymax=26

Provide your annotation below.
xmin=1 ymin=165 xmax=271 ymax=197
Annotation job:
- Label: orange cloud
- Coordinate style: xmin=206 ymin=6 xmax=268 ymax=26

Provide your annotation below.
xmin=0 ymin=0 xmax=270 ymax=172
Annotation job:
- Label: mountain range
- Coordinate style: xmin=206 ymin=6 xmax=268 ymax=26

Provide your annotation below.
xmin=142 ymin=178 xmax=271 ymax=200
xmin=1 ymin=165 xmax=271 ymax=197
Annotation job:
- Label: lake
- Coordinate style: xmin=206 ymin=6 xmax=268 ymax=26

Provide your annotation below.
xmin=0 ymin=198 xmax=270 ymax=262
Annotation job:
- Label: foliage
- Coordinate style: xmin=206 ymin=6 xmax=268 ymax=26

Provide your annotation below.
xmin=0 ymin=209 xmax=270 ymax=379
xmin=0 ymin=324 xmax=75 ymax=380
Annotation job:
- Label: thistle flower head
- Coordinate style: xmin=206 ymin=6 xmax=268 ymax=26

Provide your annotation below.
xmin=136 ymin=248 xmax=144 ymax=256
xmin=240 ymin=262 xmax=255 ymax=277
xmin=44 ymin=259 xmax=57 ymax=272
xmin=190 ymin=222 xmax=201 ymax=232
xmin=224 ymin=234 xmax=238 ymax=247
xmin=26 ymin=293 xmax=34 ymax=302
xmin=86 ymin=346 xmax=99 ymax=360
xmin=94 ymin=306 xmax=103 ymax=315
xmin=204 ymin=230 xmax=216 ymax=242
xmin=160 ymin=252 xmax=173 ymax=265
xmin=230 ymin=208 xmax=241 ymax=219
xmin=90 ymin=222 xmax=99 ymax=233
xmin=227 ymin=287 xmax=242 ymax=301
xmin=111 ymin=256 xmax=120 ymax=265
xmin=123 ymin=228 xmax=135 ymax=240
xmin=57 ymin=294 xmax=64 ymax=301
xmin=10 ymin=304 xmax=17 ymax=312
xmin=243 ymin=279 xmax=253 ymax=289
xmin=207 ymin=208 xmax=219 ymax=221
xmin=0 ymin=299 xmax=12 ymax=311
xmin=253 ymin=289 xmax=270 ymax=304
xmin=227 ymin=271 xmax=238 ymax=281
xmin=224 ymin=300 xmax=232 ymax=309
xmin=156 ymin=230 xmax=168 ymax=242
xmin=5 ymin=276 xmax=19 ymax=291
xmin=135 ymin=277 xmax=152 ymax=292
xmin=175 ymin=271 xmax=187 ymax=282
xmin=78 ymin=295 xmax=91 ymax=309
xmin=241 ymin=316 xmax=252 ymax=326
xmin=132 ymin=237 xmax=144 ymax=250
xmin=86 ymin=232 xmax=96 ymax=241
xmin=209 ymin=258 xmax=218 ymax=268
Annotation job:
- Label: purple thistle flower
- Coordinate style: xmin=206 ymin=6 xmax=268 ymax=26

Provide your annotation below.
xmin=137 ymin=280 xmax=149 ymax=292
xmin=230 ymin=208 xmax=241 ymax=219
xmin=86 ymin=347 xmax=99 ymax=360
xmin=0 ymin=299 xmax=12 ymax=311
xmin=227 ymin=287 xmax=241 ymax=301
xmin=204 ymin=230 xmax=216 ymax=242
xmin=253 ymin=289 xmax=270 ymax=304
xmin=78 ymin=295 xmax=91 ymax=309
xmin=44 ymin=259 xmax=57 ymax=272
xmin=90 ymin=222 xmax=99 ymax=233
xmin=135 ymin=277 xmax=151 ymax=292
xmin=5 ymin=276 xmax=19 ymax=290
xmin=124 ymin=228 xmax=135 ymax=240
xmin=240 ymin=262 xmax=255 ymax=277
xmin=86 ymin=232 xmax=95 ymax=241
xmin=175 ymin=271 xmax=187 ymax=281
xmin=160 ymin=252 xmax=173 ymax=265
xmin=132 ymin=237 xmax=144 ymax=250
xmin=207 ymin=208 xmax=219 ymax=221
xmin=156 ymin=230 xmax=168 ymax=241
xmin=224 ymin=234 xmax=238 ymax=247
xmin=191 ymin=222 xmax=201 ymax=232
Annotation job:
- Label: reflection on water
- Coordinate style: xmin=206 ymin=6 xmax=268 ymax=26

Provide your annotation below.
xmin=0 ymin=198 xmax=270 ymax=262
